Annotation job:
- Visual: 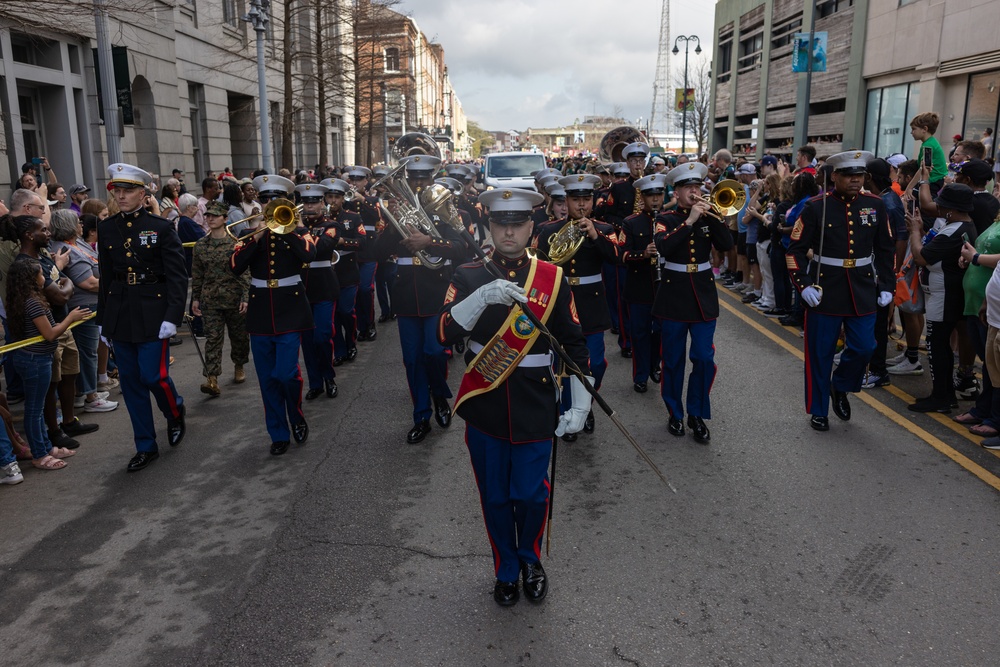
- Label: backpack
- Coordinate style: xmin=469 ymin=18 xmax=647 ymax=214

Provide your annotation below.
xmin=894 ymin=247 xmax=924 ymax=314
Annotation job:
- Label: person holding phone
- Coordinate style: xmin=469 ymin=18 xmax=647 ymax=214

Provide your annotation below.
xmin=909 ymin=113 xmax=948 ymax=197
xmin=905 ymin=183 xmax=978 ymax=413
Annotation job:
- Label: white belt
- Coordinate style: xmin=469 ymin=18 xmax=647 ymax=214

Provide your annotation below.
xmin=662 ymin=261 xmax=712 ymax=273
xmin=814 ymin=256 xmax=872 ymax=268
xmin=339 ymin=250 xmax=354 ymax=256
xmin=364 ymin=225 xmax=377 ymax=232
xmin=251 ymin=276 xmax=302 ymax=288
xmin=396 ymin=257 xmax=452 ymax=266
xmin=469 ymin=341 xmax=552 ymax=367
xmin=308 ymin=260 xmax=332 ymax=268
xmin=566 ymin=273 xmax=602 ymax=286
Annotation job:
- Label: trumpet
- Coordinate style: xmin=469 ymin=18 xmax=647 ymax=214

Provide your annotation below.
xmin=693 ymin=179 xmax=746 ymax=221
xmin=226 ymin=198 xmax=302 ymax=243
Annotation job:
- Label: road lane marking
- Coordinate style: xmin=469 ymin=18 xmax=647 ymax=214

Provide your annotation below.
xmin=717 ymin=291 xmax=1000 ymax=493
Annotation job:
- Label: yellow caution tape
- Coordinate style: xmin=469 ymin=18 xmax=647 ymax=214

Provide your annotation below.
xmin=0 ymin=312 xmax=98 ymax=355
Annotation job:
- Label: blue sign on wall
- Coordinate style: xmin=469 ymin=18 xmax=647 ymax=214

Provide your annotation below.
xmin=792 ymin=32 xmax=828 ymax=73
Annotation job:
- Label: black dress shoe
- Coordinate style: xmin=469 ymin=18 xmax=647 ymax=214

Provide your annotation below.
xmin=610 ymin=326 xmax=620 ymax=335
xmin=324 ymin=378 xmax=338 ymax=398
xmin=634 ymin=381 xmax=648 ymax=393
xmin=61 ymin=417 xmax=99 ymax=436
xmin=407 ymin=420 xmax=432 ymax=444
xmin=668 ymin=417 xmax=685 ymax=437
xmin=355 ymin=329 xmax=369 ymax=342
xmin=583 ymin=411 xmax=595 ymax=433
xmin=365 ymin=326 xmax=377 ymax=341
xmin=521 ymin=562 xmax=547 ymax=602
xmin=455 ymin=340 xmax=466 ymax=354
xmin=434 ymin=397 xmax=452 ymax=428
xmin=832 ymin=390 xmax=851 ymax=421
xmin=347 ymin=347 xmax=358 ymax=362
xmin=561 ymin=432 xmax=578 ymax=442
xmin=167 ymin=404 xmax=186 ymax=447
xmin=810 ymin=415 xmax=830 ymax=431
xmin=292 ymin=420 xmax=309 ymax=444
xmin=650 ymin=368 xmax=661 ymax=384
xmin=378 ymin=313 xmax=390 ymax=323
xmin=493 ymin=579 xmax=519 ymax=607
xmin=169 ymin=336 xmax=183 ymax=347
xmin=687 ymin=415 xmax=710 ymax=444
xmin=49 ymin=430 xmax=80 ymax=450
xmin=333 ymin=356 xmax=345 ymax=367
xmin=127 ymin=450 xmax=159 ymax=472
xmin=620 ymin=348 xmax=632 ymax=358
xmin=270 ymin=440 xmax=290 ymax=456
xmin=305 ymin=388 xmax=323 ymax=400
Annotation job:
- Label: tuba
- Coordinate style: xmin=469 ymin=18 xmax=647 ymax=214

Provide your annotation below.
xmin=370 ymin=136 xmax=448 ymax=269
xmin=391 ymin=132 xmax=440 ymax=166
xmin=599 ymin=126 xmax=647 ymax=164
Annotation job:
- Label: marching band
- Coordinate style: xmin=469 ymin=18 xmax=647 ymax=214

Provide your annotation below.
xmin=96 ymin=134 xmax=893 ymax=605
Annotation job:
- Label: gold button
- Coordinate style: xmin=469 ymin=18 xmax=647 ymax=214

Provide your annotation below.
xmin=270 ymin=260 xmax=275 ymax=265
xmin=509 ymin=271 xmax=516 ymax=278
xmin=126 ymin=252 xmax=132 ymax=257
xmin=127 ymin=222 xmax=133 ymax=227
xmin=542 ymin=377 xmax=548 ymax=383
xmin=571 ymin=259 xmax=576 ymax=265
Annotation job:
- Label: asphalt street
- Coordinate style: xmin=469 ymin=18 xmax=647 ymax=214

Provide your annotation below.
xmin=2 ymin=286 xmax=1000 ymax=666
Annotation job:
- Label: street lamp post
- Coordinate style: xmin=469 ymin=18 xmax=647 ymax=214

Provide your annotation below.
xmin=672 ymin=35 xmax=701 ymax=155
xmin=242 ymin=0 xmax=273 ymax=173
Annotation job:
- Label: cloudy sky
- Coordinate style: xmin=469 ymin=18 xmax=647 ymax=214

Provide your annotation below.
xmin=395 ymin=0 xmax=717 ymax=132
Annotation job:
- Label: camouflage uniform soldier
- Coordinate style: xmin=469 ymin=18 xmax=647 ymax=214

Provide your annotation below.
xmin=191 ymin=200 xmax=251 ymax=396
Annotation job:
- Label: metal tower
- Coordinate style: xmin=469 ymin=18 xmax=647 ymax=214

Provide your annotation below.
xmin=650 ymin=0 xmax=672 ymax=140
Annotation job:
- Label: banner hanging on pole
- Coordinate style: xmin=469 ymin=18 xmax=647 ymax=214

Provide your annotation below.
xmin=792 ymin=32 xmax=827 ymax=73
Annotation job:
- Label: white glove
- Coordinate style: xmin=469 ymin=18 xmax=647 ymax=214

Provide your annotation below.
xmin=555 ymin=375 xmax=594 ymax=436
xmin=801 ymin=286 xmax=822 ymax=308
xmin=158 ymin=321 xmax=178 ymax=339
xmin=878 ymin=291 xmax=893 ymax=308
xmin=449 ymin=279 xmax=527 ymax=330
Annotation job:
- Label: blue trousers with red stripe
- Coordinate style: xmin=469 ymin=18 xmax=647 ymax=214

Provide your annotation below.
xmin=302 ymin=300 xmax=336 ymax=389
xmin=466 ymin=424 xmax=550 ymax=583
xmin=250 ymin=332 xmax=305 ymax=443
xmin=659 ymin=319 xmax=717 ymax=420
xmin=334 ymin=284 xmax=358 ymax=358
xmin=628 ymin=302 xmax=661 ymax=384
xmin=356 ymin=261 xmax=377 ymax=334
xmin=803 ymin=310 xmax=875 ymax=417
xmin=604 ymin=263 xmax=630 ymax=351
xmin=113 ymin=339 xmax=183 ymax=453
xmin=397 ymin=315 xmax=452 ymax=424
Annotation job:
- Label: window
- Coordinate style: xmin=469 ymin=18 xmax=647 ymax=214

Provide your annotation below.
xmin=771 ymin=17 xmax=802 ymax=50
xmin=863 ymin=82 xmax=920 ymax=157
xmin=17 ymin=89 xmax=43 ymax=160
xmin=384 ymin=47 xmax=400 ymax=72
xmin=965 ymin=71 xmax=1000 ymax=159
xmin=222 ymin=0 xmax=238 ymax=26
xmin=816 ymin=0 xmax=853 ymax=18
xmin=385 ymin=89 xmax=402 ymax=125
xmin=738 ymin=32 xmax=763 ymax=71
xmin=10 ymin=32 xmax=61 ymax=69
xmin=717 ymin=39 xmax=733 ymax=81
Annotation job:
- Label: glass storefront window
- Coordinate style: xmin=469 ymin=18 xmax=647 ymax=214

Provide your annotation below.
xmin=864 ymin=82 xmax=918 ymax=157
xmin=965 ymin=71 xmax=999 ymax=156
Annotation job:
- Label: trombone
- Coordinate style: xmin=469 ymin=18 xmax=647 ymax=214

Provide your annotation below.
xmin=226 ymin=198 xmax=303 ymax=243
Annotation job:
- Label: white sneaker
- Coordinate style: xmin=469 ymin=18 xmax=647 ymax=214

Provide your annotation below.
xmin=753 ymin=302 xmax=773 ymax=310
xmin=84 ymin=397 xmax=118 ymax=413
xmin=0 ymin=461 xmax=23 ymax=485
xmin=97 ymin=378 xmax=120 ymax=392
xmin=73 ymin=395 xmax=85 ymax=408
xmin=888 ymin=358 xmax=924 ymax=375
xmin=887 ymin=351 xmax=908 ymax=366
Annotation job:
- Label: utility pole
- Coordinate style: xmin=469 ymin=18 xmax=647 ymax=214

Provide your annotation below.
xmin=793 ymin=1 xmax=817 ymax=149
xmin=242 ymin=0 xmax=273 ymax=173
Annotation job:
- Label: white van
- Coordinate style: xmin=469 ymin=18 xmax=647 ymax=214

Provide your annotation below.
xmin=482 ymin=152 xmax=547 ymax=191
